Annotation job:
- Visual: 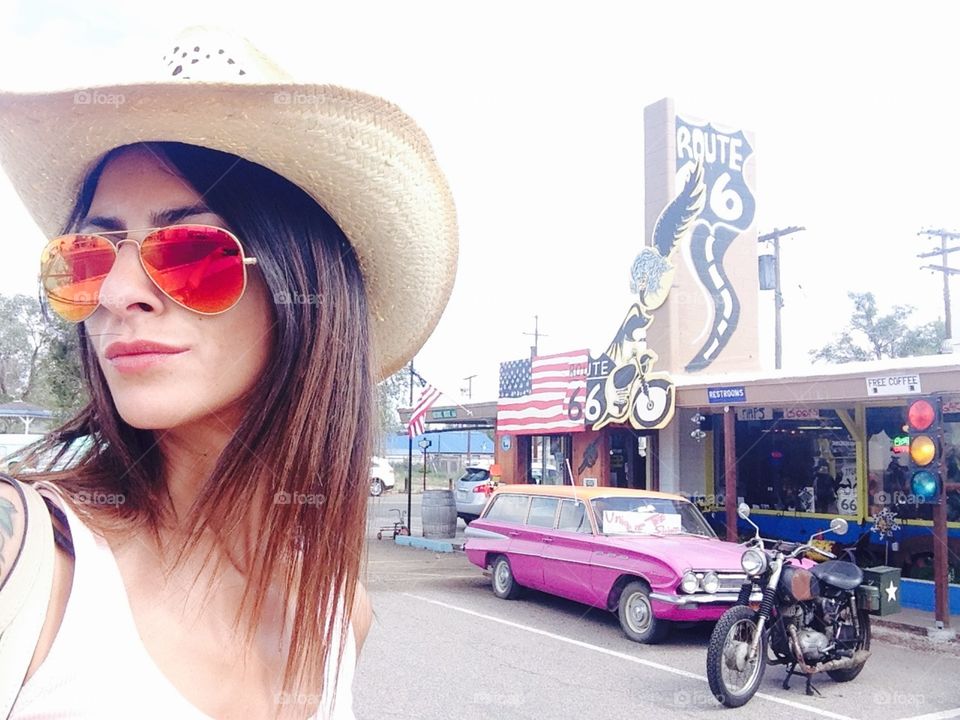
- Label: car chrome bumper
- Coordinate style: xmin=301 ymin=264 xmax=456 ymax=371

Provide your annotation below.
xmin=649 ymin=590 xmax=763 ymax=607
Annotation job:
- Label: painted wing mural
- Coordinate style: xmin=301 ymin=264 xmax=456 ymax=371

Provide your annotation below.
xmin=630 ymin=158 xmax=706 ymax=311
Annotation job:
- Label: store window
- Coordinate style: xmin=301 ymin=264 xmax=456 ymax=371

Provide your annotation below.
xmin=528 ymin=435 xmax=572 ymax=484
xmin=732 ymin=409 xmax=857 ymax=515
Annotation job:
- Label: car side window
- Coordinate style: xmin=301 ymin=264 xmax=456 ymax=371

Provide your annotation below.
xmin=485 ymin=494 xmax=530 ymax=523
xmin=557 ymin=499 xmax=592 ymax=534
xmin=526 ymin=497 xmax=559 ymax=528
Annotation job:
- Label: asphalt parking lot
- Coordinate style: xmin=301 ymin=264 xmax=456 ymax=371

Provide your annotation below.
xmin=355 ymin=495 xmax=960 ymax=720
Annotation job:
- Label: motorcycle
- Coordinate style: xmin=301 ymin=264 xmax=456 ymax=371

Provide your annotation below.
xmin=706 ymin=503 xmax=871 ymax=708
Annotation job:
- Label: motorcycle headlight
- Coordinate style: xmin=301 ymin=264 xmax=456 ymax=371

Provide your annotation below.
xmin=680 ymin=571 xmax=699 ymax=594
xmin=702 ymin=571 xmax=721 ymax=594
xmin=741 ymin=548 xmax=768 ymax=577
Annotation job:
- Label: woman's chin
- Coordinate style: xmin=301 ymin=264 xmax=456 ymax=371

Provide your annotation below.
xmin=112 ymin=393 xmax=201 ymax=431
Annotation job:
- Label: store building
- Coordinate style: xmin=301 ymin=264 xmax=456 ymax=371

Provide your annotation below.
xmin=490 ymin=98 xmax=959 ymax=614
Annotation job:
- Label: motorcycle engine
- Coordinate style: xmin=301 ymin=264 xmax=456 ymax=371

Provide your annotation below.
xmin=796 ymin=628 xmax=831 ymax=661
xmin=818 ymin=597 xmax=844 ymax=625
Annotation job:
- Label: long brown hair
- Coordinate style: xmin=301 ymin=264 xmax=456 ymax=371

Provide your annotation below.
xmin=22 ymin=141 xmax=374 ymax=708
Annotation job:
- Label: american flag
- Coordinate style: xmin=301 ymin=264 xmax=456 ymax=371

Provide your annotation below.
xmin=407 ymin=382 xmax=442 ymax=438
xmin=497 ymin=350 xmax=589 ymax=434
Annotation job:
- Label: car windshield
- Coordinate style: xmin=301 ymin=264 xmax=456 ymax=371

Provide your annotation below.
xmin=590 ymin=496 xmax=716 ymax=538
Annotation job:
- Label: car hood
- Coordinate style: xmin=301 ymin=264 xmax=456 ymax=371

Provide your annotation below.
xmin=600 ymin=534 xmax=747 ymax=572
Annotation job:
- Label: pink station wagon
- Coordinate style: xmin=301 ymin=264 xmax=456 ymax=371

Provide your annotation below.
xmin=464 ymin=485 xmax=760 ymax=643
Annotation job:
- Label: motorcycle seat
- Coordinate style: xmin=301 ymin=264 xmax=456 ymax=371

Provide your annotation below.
xmin=811 ymin=560 xmax=863 ymax=591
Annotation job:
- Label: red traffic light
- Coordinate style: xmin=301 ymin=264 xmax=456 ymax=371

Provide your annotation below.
xmin=907 ymin=399 xmax=936 ymax=432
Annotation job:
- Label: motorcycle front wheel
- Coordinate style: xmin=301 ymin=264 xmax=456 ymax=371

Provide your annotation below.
xmin=707 ymin=606 xmax=768 ymax=708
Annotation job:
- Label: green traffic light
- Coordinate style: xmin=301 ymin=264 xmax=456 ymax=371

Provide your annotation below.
xmin=911 ymin=470 xmax=941 ymax=501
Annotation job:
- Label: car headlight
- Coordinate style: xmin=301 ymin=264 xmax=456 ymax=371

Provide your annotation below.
xmin=741 ymin=548 xmax=768 ymax=577
xmin=701 ymin=571 xmax=721 ymax=594
xmin=680 ymin=571 xmax=699 ymax=594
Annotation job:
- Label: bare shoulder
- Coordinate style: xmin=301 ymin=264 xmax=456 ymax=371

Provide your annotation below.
xmin=351 ymin=581 xmax=373 ymax=652
xmin=0 ymin=479 xmax=28 ymax=591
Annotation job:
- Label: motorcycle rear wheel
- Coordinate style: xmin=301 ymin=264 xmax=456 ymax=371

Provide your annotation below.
xmin=827 ymin=608 xmax=871 ymax=682
xmin=707 ymin=606 xmax=768 ymax=708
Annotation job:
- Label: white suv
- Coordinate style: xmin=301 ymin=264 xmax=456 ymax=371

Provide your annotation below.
xmin=369 ymin=456 xmax=396 ymax=496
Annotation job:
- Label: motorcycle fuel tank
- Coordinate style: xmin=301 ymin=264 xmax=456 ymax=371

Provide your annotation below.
xmin=779 ymin=564 xmax=820 ymax=603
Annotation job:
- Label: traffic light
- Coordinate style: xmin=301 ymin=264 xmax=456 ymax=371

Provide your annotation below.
xmin=905 ymin=396 xmax=943 ymax=504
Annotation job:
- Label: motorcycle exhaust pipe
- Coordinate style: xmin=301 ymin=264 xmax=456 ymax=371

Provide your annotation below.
xmin=787 ymin=626 xmax=871 ymax=674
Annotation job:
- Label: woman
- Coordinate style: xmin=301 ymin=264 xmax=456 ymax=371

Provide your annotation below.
xmin=0 ymin=27 xmax=457 ymax=720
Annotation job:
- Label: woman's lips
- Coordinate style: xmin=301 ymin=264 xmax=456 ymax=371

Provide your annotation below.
xmin=103 ymin=340 xmax=188 ymax=372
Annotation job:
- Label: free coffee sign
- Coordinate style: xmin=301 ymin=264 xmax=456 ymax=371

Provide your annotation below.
xmin=865 ymin=374 xmax=922 ymax=397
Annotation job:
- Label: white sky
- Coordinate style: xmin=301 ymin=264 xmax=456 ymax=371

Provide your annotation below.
xmin=1 ymin=1 xmax=958 ymax=403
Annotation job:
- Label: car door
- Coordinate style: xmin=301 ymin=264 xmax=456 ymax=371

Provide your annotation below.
xmin=506 ymin=496 xmax=557 ymax=592
xmin=481 ymin=493 xmax=543 ymax=589
xmin=542 ymin=498 xmax=599 ymax=606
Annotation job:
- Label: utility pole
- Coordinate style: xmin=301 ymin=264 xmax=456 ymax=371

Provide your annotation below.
xmin=917 ymin=228 xmax=960 ymax=342
xmin=461 ymin=374 xmax=477 ymax=399
xmin=758 ymin=226 xmax=805 ymax=370
xmin=523 ymin=315 xmax=548 ymax=358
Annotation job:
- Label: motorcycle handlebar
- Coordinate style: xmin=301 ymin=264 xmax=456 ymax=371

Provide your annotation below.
xmin=751 ymin=539 xmax=836 ymax=561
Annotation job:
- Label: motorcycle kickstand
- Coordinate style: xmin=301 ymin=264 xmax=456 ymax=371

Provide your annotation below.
xmin=782 ymin=663 xmax=795 ymax=690
xmin=804 ymin=673 xmax=822 ymax=698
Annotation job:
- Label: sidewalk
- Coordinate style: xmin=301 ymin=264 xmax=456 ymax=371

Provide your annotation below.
xmin=393 ymin=516 xmax=469 ymax=553
xmin=872 ymin=606 xmax=960 ymax=643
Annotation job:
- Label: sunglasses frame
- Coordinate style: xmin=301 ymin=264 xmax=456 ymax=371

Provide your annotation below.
xmin=40 ymin=224 xmax=258 ymax=322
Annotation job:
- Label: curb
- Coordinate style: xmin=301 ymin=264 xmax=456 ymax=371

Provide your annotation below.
xmin=873 ymin=617 xmax=959 ymax=643
xmin=395 ymin=535 xmax=465 ymax=553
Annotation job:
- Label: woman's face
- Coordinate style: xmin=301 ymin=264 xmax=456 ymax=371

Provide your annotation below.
xmin=82 ymin=146 xmax=274 ymax=431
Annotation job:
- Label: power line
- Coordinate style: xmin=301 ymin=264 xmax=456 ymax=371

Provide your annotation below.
xmin=917 ymin=228 xmax=960 ymax=340
xmin=523 ymin=315 xmax=548 ymax=358
xmin=757 ymin=226 xmax=805 ymax=369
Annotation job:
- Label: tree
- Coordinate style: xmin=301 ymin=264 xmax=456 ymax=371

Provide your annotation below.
xmin=810 ymin=291 xmax=946 ymax=364
xmin=376 ymin=368 xmax=410 ymax=450
xmin=35 ymin=315 xmax=87 ymax=418
xmin=0 ymin=294 xmax=87 ymax=422
xmin=0 ymin=294 xmax=49 ymax=401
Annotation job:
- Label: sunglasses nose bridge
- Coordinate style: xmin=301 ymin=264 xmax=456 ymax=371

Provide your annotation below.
xmin=95 ymin=237 xmax=163 ymax=313
xmin=114 ymin=237 xmax=143 ymax=252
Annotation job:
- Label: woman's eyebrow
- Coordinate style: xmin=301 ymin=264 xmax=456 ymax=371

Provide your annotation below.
xmin=79 ymin=204 xmax=216 ymax=231
xmin=151 ymin=204 xmax=216 ymax=226
xmin=80 ymin=215 xmax=124 ymax=231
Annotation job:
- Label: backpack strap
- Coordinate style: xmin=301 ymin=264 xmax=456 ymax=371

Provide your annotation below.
xmin=0 ymin=474 xmax=56 ymax=718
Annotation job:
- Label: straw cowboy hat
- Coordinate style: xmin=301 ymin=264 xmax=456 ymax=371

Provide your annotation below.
xmin=0 ymin=26 xmax=458 ymax=379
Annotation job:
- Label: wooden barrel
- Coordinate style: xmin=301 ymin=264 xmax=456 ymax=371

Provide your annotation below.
xmin=421 ymin=489 xmax=457 ymax=538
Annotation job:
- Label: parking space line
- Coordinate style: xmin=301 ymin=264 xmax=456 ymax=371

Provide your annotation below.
xmin=898 ymin=710 xmax=960 ymax=720
xmin=404 ymin=593 xmax=859 ymax=720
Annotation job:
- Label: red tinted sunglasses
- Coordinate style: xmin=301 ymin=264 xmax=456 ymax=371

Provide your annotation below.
xmin=40 ymin=224 xmax=258 ymax=322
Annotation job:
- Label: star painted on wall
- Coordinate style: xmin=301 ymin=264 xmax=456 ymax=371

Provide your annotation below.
xmin=885 ymin=581 xmax=899 ymax=603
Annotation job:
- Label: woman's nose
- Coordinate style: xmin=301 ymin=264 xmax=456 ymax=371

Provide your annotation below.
xmin=95 ymin=240 xmax=166 ymax=318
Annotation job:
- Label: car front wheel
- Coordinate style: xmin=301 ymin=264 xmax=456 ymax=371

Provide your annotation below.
xmin=369 ymin=477 xmax=384 ymax=496
xmin=617 ymin=581 xmax=668 ymax=643
xmin=491 ymin=555 xmax=522 ymax=599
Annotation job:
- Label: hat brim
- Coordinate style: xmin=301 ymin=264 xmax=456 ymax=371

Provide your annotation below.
xmin=0 ymin=81 xmax=458 ymax=379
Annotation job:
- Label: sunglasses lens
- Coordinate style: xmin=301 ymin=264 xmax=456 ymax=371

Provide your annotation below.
xmin=141 ymin=226 xmax=247 ymax=314
xmin=40 ymin=234 xmax=116 ymax=322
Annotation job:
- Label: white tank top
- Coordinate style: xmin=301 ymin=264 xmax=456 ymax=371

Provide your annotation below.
xmin=11 ymin=483 xmax=357 ymax=720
